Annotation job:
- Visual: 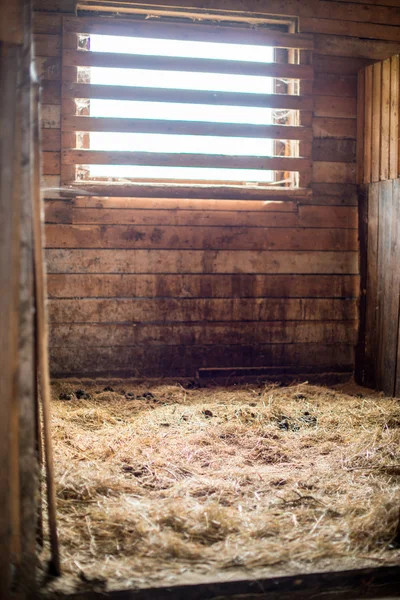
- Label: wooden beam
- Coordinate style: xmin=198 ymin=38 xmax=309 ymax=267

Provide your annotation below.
xmin=63 ymin=15 xmax=314 ymax=49
xmin=62 ymin=115 xmax=313 ymax=141
xmin=389 ymin=55 xmax=399 ymax=181
xmin=363 ymin=66 xmax=373 ymax=184
xmin=63 ymin=49 xmax=314 ymax=79
xmin=371 ymin=62 xmax=382 ymax=183
xmin=63 ymin=82 xmax=312 ymax=110
xmin=62 ymin=149 xmax=311 ymax=173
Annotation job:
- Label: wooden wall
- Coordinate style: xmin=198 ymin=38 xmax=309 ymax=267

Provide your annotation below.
xmin=356 ymin=56 xmax=400 ymax=397
xmin=34 ymin=0 xmax=400 ymax=379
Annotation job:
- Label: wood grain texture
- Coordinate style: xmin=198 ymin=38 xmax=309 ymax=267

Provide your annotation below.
xmin=49 ymin=343 xmax=355 ymax=378
xmin=371 ymin=62 xmax=382 ymax=183
xmin=63 ymin=49 xmax=314 ymax=79
xmin=389 ymin=55 xmax=399 ymax=180
xmin=48 ymin=297 xmax=357 ymax=324
xmin=64 ymin=15 xmax=314 ymax=49
xmin=44 ymin=224 xmax=358 ymax=251
xmin=47 ymin=273 xmax=360 ymax=299
xmin=45 ymin=249 xmax=359 ymax=275
xmin=49 ymin=321 xmax=357 ymax=346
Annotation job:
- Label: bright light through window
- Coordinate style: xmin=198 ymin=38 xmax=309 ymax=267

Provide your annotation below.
xmin=86 ymin=34 xmax=276 ymax=182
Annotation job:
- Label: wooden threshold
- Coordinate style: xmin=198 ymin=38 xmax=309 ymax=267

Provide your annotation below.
xmin=46 ymin=565 xmax=400 ymax=600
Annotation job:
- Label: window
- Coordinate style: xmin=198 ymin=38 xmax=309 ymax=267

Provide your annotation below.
xmin=61 ymin=13 xmax=313 ymax=191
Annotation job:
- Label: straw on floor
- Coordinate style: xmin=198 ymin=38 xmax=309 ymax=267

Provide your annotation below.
xmin=46 ymin=380 xmax=400 ymax=592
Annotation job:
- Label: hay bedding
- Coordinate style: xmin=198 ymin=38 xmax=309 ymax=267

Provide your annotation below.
xmin=46 ymin=380 xmax=400 ymax=593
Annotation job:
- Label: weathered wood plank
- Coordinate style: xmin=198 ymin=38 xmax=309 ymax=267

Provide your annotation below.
xmin=312 ymin=139 xmax=356 ymax=163
xmin=62 ymin=116 xmax=313 ymax=142
xmin=63 ymin=82 xmax=313 ymax=111
xmin=63 ymin=15 xmax=314 ymax=49
xmin=63 ymin=49 xmax=314 ymax=79
xmin=310 ymin=183 xmax=358 ymax=206
xmin=46 ymin=273 xmax=360 ymax=299
xmin=363 ymin=65 xmax=373 ymax=184
xmin=313 ymin=117 xmax=356 ymax=139
xmin=50 ymin=321 xmax=357 ymax=347
xmin=42 ymin=151 xmax=60 ymax=175
xmin=298 ymin=205 xmax=357 ymax=229
xmin=33 ymin=33 xmax=60 ymax=57
xmin=314 ymin=34 xmax=400 ymax=61
xmin=62 ymin=149 xmax=311 ymax=174
xmin=49 ymin=343 xmax=355 ymax=378
xmin=44 ymin=224 xmax=358 ymax=251
xmin=41 ymin=104 xmax=60 ymax=128
xmin=364 ymin=183 xmax=379 ymax=388
xmin=33 ymin=13 xmax=62 ymax=34
xmin=312 ymin=162 xmax=356 ymax=184
xmin=313 ymin=96 xmax=357 ymax=118
xmin=389 ymin=55 xmax=399 ymax=180
xmin=371 ymin=62 xmax=382 ymax=183
xmin=301 ymin=16 xmax=400 ymax=43
xmin=47 ymin=206 xmax=298 ymax=227
xmin=312 ymin=73 xmax=357 ymax=98
xmin=45 ymin=249 xmax=359 ymax=275
xmin=380 ymin=59 xmax=391 ymax=182
xmin=313 ymin=54 xmax=371 ymax=76
xmin=356 ymin=69 xmax=365 ymax=185
xmin=376 ymin=181 xmax=392 ymax=391
xmin=48 ymin=297 xmax=357 ymax=324
xmin=41 ymin=129 xmax=61 ymax=152
xmin=41 ymin=80 xmax=61 ymax=104
xmin=381 ymin=180 xmax=400 ymax=396
xmin=35 ymin=56 xmax=61 ymax=81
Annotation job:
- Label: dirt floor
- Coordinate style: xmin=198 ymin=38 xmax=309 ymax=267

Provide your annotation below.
xmin=43 ymin=378 xmax=400 ymax=593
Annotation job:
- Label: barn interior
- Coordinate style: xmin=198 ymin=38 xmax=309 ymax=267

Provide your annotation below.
xmin=1 ymin=0 xmax=400 ymax=598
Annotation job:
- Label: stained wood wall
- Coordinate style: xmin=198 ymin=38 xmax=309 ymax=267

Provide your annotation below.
xmin=34 ymin=0 xmax=400 ymax=379
xmin=357 ymin=56 xmax=400 ymax=397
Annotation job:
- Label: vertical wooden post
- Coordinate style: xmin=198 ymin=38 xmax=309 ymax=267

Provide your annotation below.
xmin=0 ymin=42 xmax=22 ymax=600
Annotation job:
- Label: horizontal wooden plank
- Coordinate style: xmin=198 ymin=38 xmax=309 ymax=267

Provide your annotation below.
xmin=310 ymin=183 xmax=358 ymax=206
xmin=42 ymin=151 xmax=60 ymax=175
xmin=34 ymin=0 xmax=75 ymax=11
xmin=314 ymin=34 xmax=400 ymax=61
xmin=312 ymin=162 xmax=356 ymax=184
xmin=70 ymin=197 xmax=300 ymax=210
xmin=62 ymin=150 xmax=311 ymax=172
xmin=35 ymin=56 xmax=61 ymax=81
xmin=41 ymin=104 xmax=60 ymax=128
xmin=48 ymin=297 xmax=357 ymax=323
xmin=63 ymin=16 xmax=314 ymax=49
xmin=44 ymin=224 xmax=358 ymax=251
xmin=313 ymin=117 xmax=356 ymax=139
xmin=49 ymin=343 xmax=355 ymax=377
xmin=33 ymin=13 xmax=62 ymax=34
xmin=301 ymin=16 xmax=400 ymax=43
xmin=41 ymin=80 xmax=61 ymax=104
xmin=33 ymin=33 xmax=61 ymax=56
xmin=313 ymin=74 xmax=357 ymax=98
xmin=63 ymin=49 xmax=314 ymax=79
xmin=55 ymin=186 xmax=313 ymax=201
xmin=313 ymin=96 xmax=357 ymax=118
xmin=46 ymin=273 xmax=360 ymax=299
xmin=298 ymin=205 xmax=358 ymax=229
xmin=312 ymin=139 xmax=356 ymax=163
xmin=62 ymin=82 xmax=313 ymax=110
xmin=45 ymin=205 xmax=299 ymax=227
xmin=41 ymin=129 xmax=61 ymax=152
xmin=62 ymin=115 xmax=313 ymax=141
xmin=313 ymin=54 xmax=372 ymax=76
xmin=316 ymin=1 xmax=400 ymax=27
xmin=45 ymin=249 xmax=359 ymax=274
xmin=50 ymin=321 xmax=357 ymax=346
